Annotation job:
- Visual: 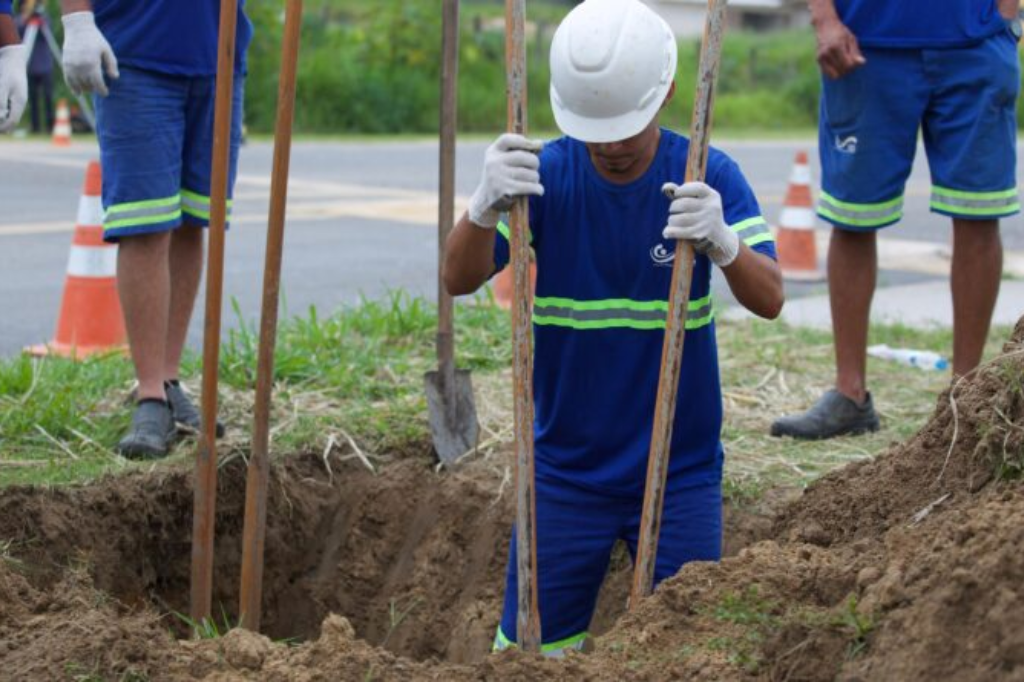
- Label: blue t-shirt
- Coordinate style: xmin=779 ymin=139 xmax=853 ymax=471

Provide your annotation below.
xmin=493 ymin=130 xmax=777 ymax=497
xmin=0 ymin=2 xmax=11 ymax=16
xmin=836 ymin=0 xmax=1005 ymax=48
xmin=94 ymin=0 xmax=252 ymax=77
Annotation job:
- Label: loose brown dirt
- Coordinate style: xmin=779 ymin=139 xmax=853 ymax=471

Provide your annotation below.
xmin=1 ymin=318 xmax=1022 ymax=681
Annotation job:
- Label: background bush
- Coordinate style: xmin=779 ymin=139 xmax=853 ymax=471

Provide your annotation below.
xmin=28 ymin=0 xmax=1024 ymax=135
xmin=244 ymin=0 xmax=823 ymax=134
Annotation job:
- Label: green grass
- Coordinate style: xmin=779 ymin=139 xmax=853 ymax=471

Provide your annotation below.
xmin=0 ymin=291 xmax=509 ymax=487
xmin=716 ymin=314 xmax=1013 ymax=498
xmin=0 ymin=292 xmax=1012 ymax=492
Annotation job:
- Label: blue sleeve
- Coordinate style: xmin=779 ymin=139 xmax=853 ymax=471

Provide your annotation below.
xmin=492 ymin=187 xmax=544 ymax=275
xmin=0 ymin=2 xmax=13 ymax=15
xmin=709 ymin=154 xmax=777 ymax=261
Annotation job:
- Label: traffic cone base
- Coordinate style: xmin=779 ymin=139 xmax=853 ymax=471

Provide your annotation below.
xmin=26 ymin=162 xmax=127 ymax=360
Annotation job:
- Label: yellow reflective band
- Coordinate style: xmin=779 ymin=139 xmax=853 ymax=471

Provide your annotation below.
xmin=533 ymin=295 xmax=714 ymax=331
xmin=492 ymin=627 xmax=589 ymax=655
xmin=730 ymin=216 xmax=774 ymax=247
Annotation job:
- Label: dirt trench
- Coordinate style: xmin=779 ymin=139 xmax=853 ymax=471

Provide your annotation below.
xmin=0 ymin=455 xmax=515 ymax=666
xmin=0 ymin=443 xmax=774 ymax=680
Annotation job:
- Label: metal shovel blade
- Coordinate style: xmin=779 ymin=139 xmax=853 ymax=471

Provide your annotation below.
xmin=424 ymin=368 xmax=479 ymax=465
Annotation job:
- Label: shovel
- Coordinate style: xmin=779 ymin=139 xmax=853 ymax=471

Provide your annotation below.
xmin=425 ymin=0 xmax=479 ymax=466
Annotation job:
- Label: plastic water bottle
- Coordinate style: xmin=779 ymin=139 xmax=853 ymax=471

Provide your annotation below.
xmin=867 ymin=344 xmax=949 ymax=371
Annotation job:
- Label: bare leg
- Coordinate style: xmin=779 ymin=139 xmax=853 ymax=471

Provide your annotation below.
xmin=117 ymin=232 xmax=172 ymax=401
xmin=164 ymin=225 xmax=205 ymax=381
xmin=951 ymin=218 xmax=1002 ymax=376
xmin=829 ymin=228 xmax=877 ymax=404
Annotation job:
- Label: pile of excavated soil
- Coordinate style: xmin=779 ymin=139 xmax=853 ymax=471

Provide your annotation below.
xmin=1 ymin=318 xmax=1021 ymax=680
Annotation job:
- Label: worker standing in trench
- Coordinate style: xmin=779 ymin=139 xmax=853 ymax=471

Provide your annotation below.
xmin=444 ymin=0 xmax=784 ymax=656
xmin=57 ymin=0 xmax=251 ymax=458
xmin=772 ymin=0 xmax=1022 ymax=440
xmin=0 ymin=0 xmax=28 ymax=133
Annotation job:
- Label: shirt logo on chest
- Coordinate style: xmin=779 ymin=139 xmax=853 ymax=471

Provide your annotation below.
xmin=651 ymin=243 xmax=675 ymax=267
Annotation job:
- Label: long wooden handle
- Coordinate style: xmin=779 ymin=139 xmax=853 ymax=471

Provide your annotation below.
xmin=238 ymin=0 xmax=304 ymax=633
xmin=630 ymin=0 xmax=729 ymax=607
xmin=437 ymin=0 xmax=459 ymax=389
xmin=506 ymin=0 xmax=541 ymax=653
xmin=191 ymin=0 xmax=239 ymax=625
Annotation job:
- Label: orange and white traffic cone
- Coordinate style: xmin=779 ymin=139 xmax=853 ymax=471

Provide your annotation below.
xmin=27 ymin=161 xmax=127 ymax=359
xmin=52 ymin=99 xmax=72 ymax=147
xmin=491 ymin=262 xmax=536 ymax=310
xmin=775 ymin=151 xmax=824 ymax=281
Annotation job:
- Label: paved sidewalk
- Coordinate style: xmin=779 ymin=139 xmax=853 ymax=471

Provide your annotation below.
xmin=725 ymin=279 xmax=1024 ymax=330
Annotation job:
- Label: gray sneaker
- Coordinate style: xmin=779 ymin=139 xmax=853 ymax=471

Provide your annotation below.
xmin=165 ymin=381 xmax=225 ymax=438
xmin=118 ymin=400 xmax=176 ymax=460
xmin=771 ymin=389 xmax=880 ymax=440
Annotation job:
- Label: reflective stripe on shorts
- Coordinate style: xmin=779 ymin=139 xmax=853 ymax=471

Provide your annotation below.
xmin=181 ymin=189 xmax=234 ymax=222
xmin=930 ymin=185 xmax=1020 ymax=217
xmin=818 ymin=191 xmax=903 ymax=228
xmin=103 ymin=195 xmax=182 ymax=232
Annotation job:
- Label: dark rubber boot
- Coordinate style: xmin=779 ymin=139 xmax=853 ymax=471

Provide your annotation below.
xmin=771 ymin=389 xmax=880 ymax=440
xmin=118 ymin=400 xmax=176 ymax=460
xmin=165 ymin=381 xmax=225 ymax=438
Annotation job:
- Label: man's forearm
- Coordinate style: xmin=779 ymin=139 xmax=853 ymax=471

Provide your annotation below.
xmin=721 ymin=245 xmax=784 ymax=320
xmin=60 ymin=0 xmax=92 ymax=14
xmin=807 ymin=0 xmax=841 ymax=27
xmin=443 ymin=212 xmax=499 ymax=296
xmin=998 ymin=0 xmax=1020 ymax=20
xmin=0 ymin=14 xmax=17 ymax=47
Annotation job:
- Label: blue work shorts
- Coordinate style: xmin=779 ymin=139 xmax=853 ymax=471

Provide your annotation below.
xmin=94 ymin=66 xmax=245 ymax=242
xmin=495 ymin=473 xmax=722 ymax=655
xmin=818 ymin=29 xmax=1020 ymax=230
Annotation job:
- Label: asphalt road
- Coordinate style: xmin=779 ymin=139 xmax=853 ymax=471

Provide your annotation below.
xmin=1 ymin=137 xmax=1021 ymax=357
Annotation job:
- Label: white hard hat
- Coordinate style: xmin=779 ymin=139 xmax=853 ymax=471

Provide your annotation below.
xmin=550 ymin=0 xmax=678 ymax=143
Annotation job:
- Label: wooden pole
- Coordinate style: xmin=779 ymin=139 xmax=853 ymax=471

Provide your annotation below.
xmin=505 ymin=0 xmax=542 ymax=653
xmin=238 ymin=0 xmax=304 ymax=632
xmin=630 ymin=0 xmax=729 ymax=607
xmin=437 ymin=0 xmax=459 ymax=411
xmin=190 ymin=0 xmax=239 ymax=624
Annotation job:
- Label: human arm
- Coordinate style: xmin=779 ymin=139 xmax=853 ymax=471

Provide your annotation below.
xmin=720 ymin=245 xmax=784 ymax=320
xmin=662 ymin=182 xmax=783 ymax=320
xmin=807 ymin=0 xmax=865 ymax=79
xmin=444 ymin=212 xmax=501 ymax=296
xmin=0 ymin=11 xmax=17 ymax=47
xmin=443 ymin=133 xmax=544 ymax=296
xmin=60 ymin=0 xmax=118 ymax=96
xmin=998 ymin=0 xmax=1021 ymax=19
xmin=0 ymin=12 xmax=26 ymax=133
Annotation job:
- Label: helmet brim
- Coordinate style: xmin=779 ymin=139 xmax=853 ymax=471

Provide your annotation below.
xmin=551 ymin=86 xmax=668 ymax=144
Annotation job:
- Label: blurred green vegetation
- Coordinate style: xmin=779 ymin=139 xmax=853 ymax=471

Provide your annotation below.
xmin=244 ymin=0 xmax=822 ymax=135
xmin=27 ymin=0 xmax=1024 ymax=136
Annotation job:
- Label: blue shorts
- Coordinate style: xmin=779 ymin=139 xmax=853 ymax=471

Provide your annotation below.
xmin=495 ymin=473 xmax=722 ymax=654
xmin=95 ymin=67 xmax=244 ymax=243
xmin=818 ymin=29 xmax=1020 ymax=230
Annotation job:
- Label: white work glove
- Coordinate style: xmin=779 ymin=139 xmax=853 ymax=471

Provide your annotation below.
xmin=61 ymin=12 xmax=119 ymax=96
xmin=468 ymin=133 xmax=544 ymax=229
xmin=662 ymin=181 xmax=740 ymax=268
xmin=0 ymin=45 xmax=27 ymax=133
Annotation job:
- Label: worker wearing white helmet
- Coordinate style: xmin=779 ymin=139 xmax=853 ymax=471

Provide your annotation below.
xmin=445 ymin=0 xmax=783 ymax=655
